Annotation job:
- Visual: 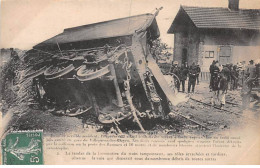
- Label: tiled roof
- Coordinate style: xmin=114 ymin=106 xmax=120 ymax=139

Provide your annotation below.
xmin=34 ymin=13 xmax=159 ymax=48
xmin=168 ymin=6 xmax=260 ymax=33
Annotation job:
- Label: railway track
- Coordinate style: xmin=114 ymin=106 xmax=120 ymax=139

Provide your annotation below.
xmin=225 ymin=101 xmax=240 ymax=106
xmin=189 ymin=97 xmax=258 ymax=124
xmin=169 ymin=110 xmax=210 ymax=130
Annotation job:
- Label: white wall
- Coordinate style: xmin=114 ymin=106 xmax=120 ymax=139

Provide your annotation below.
xmin=199 ymin=45 xmax=260 ymax=72
xmin=200 ymin=45 xmax=218 ymax=72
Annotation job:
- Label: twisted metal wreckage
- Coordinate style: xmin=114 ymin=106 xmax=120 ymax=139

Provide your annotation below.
xmin=21 ymin=8 xmax=191 ymax=133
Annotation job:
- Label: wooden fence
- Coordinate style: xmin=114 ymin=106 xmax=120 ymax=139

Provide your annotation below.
xmin=200 ymin=72 xmax=210 ymax=81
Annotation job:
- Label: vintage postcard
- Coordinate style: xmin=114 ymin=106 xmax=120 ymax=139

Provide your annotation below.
xmin=0 ymin=0 xmax=260 ymax=165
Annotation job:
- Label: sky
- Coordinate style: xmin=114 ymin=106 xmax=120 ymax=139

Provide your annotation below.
xmin=1 ymin=0 xmax=260 ymax=50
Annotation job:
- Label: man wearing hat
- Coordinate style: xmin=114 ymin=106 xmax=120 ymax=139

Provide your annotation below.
xmin=218 ymin=72 xmax=228 ymax=109
xmin=179 ymin=63 xmax=188 ymax=92
xmin=246 ymin=60 xmax=256 ymax=77
xmin=209 ymin=60 xmax=216 ymax=91
xmin=188 ymin=62 xmax=197 ymax=93
xmin=231 ymin=65 xmax=239 ymax=90
xmin=170 ymin=61 xmax=180 ymax=92
xmin=245 ymin=60 xmax=256 ymax=90
xmin=222 ymin=64 xmax=231 ymax=83
xmin=195 ymin=64 xmax=201 ymax=85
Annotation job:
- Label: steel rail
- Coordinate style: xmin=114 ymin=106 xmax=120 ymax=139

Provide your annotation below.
xmin=190 ymin=97 xmax=258 ymax=123
xmin=170 ymin=111 xmax=210 ymax=130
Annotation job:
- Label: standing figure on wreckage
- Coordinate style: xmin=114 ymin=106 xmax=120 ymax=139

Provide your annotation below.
xmin=1 ymin=48 xmax=22 ymax=104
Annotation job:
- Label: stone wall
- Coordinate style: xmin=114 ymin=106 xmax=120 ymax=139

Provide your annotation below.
xmin=173 ymin=31 xmax=199 ymax=66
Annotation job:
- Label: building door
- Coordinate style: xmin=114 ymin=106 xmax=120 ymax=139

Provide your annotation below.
xmin=219 ymin=46 xmax=231 ymax=65
xmin=182 ymin=48 xmax=187 ymax=65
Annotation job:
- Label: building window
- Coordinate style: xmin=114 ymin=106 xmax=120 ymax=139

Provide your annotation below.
xmin=219 ymin=46 xmax=231 ymax=57
xmin=205 ymin=51 xmax=214 ymax=58
xmin=219 ymin=46 xmax=231 ymax=65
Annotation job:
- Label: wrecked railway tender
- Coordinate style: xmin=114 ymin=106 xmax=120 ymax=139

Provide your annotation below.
xmin=22 ymin=8 xmax=185 ymax=132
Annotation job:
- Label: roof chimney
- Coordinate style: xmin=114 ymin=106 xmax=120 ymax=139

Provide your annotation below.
xmin=228 ymin=0 xmax=239 ymax=11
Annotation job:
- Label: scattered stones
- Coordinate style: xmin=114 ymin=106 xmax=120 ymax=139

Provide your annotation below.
xmin=187 ymin=114 xmax=194 ymax=119
xmin=219 ymin=125 xmax=227 ymax=129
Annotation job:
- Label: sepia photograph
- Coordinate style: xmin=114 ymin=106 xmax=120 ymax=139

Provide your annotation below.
xmin=0 ymin=0 xmax=259 ymax=165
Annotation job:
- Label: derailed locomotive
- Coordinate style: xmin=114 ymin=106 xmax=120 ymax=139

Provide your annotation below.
xmin=22 ymin=8 xmax=186 ymax=132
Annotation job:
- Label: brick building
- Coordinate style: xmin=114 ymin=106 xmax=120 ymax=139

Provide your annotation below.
xmin=167 ymin=0 xmax=260 ymax=77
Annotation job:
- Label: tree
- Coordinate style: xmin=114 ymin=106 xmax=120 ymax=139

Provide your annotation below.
xmin=151 ymin=38 xmax=172 ymax=62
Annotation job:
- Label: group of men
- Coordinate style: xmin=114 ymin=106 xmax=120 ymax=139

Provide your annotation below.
xmin=210 ymin=60 xmax=258 ymax=90
xmin=169 ymin=59 xmax=258 ymax=109
xmin=211 ymin=61 xmax=247 ymax=91
xmin=170 ymin=61 xmax=201 ymax=94
xmin=209 ymin=59 xmax=259 ymax=109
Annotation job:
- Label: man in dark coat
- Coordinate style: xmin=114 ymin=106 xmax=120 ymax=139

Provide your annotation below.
xmin=245 ymin=60 xmax=256 ymax=90
xmin=222 ymin=64 xmax=231 ymax=89
xmin=188 ymin=63 xmax=197 ymax=93
xmin=231 ymin=65 xmax=239 ymax=90
xmin=211 ymin=62 xmax=220 ymax=105
xmin=246 ymin=60 xmax=256 ymax=79
xmin=195 ymin=64 xmax=201 ymax=85
xmin=211 ymin=62 xmax=220 ymax=83
xmin=228 ymin=64 xmax=233 ymax=90
xmin=209 ymin=60 xmax=216 ymax=91
xmin=218 ymin=72 xmax=228 ymax=109
xmin=179 ymin=63 xmax=188 ymax=92
xmin=170 ymin=61 xmax=180 ymax=92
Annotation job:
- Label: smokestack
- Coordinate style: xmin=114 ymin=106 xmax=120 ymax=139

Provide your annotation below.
xmin=228 ymin=0 xmax=239 ymax=11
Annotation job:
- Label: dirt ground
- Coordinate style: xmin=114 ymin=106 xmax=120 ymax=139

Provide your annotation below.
xmin=2 ymin=78 xmax=259 ymax=137
xmin=176 ymin=81 xmax=259 ymax=135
